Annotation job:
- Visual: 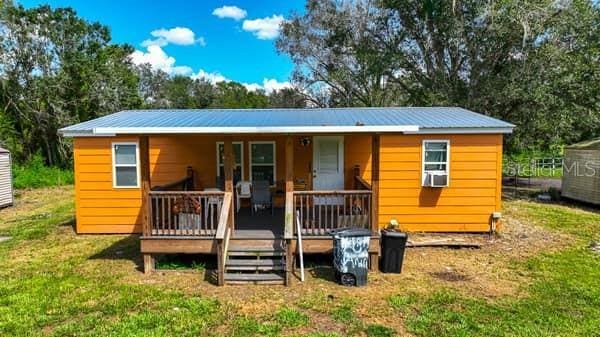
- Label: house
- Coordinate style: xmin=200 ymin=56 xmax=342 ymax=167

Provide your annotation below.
xmin=562 ymin=138 xmax=600 ymax=205
xmin=59 ymin=107 xmax=514 ymax=285
xmin=0 ymin=147 xmax=14 ymax=208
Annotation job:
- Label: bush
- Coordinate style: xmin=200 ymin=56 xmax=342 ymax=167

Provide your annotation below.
xmin=547 ymin=187 xmax=561 ymax=201
xmin=12 ymin=154 xmax=73 ymax=189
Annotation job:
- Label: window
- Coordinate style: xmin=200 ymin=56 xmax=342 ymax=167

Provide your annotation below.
xmin=112 ymin=142 xmax=139 ymax=188
xmin=216 ymin=142 xmax=243 ymax=182
xmin=422 ymin=140 xmax=449 ymax=185
xmin=250 ymin=141 xmax=275 ymax=185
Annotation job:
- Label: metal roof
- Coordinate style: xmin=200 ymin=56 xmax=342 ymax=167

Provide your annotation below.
xmin=59 ymin=107 xmax=515 ymax=137
xmin=0 ymin=147 xmax=8 ymax=154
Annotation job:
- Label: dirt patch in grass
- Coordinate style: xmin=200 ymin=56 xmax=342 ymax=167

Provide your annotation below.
xmin=430 ymin=269 xmax=471 ymax=282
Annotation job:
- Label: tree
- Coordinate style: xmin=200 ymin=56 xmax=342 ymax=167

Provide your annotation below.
xmin=211 ymin=82 xmax=269 ymax=108
xmin=277 ymin=0 xmax=403 ymax=107
xmin=268 ymin=88 xmax=307 ymax=108
xmin=277 ymin=0 xmax=600 ymax=153
xmin=0 ymin=3 xmax=140 ymax=166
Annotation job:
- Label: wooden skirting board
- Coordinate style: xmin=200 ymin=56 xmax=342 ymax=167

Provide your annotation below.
xmin=140 ymin=237 xmax=217 ymax=254
xmin=406 ymin=239 xmax=481 ymax=248
xmin=140 ymin=236 xmax=381 ymax=254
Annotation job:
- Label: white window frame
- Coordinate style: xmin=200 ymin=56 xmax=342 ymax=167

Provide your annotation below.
xmin=422 ymin=140 xmax=450 ymax=186
xmin=249 ymin=141 xmax=276 ymax=184
xmin=216 ymin=141 xmax=244 ymax=179
xmin=111 ymin=142 xmax=140 ymax=189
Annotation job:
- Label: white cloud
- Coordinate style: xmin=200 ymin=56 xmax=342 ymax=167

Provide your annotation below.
xmin=212 ymin=5 xmax=247 ymax=21
xmin=191 ymin=69 xmax=229 ymax=84
xmin=243 ymin=78 xmax=292 ymax=94
xmin=129 ymin=43 xmax=290 ymax=93
xmin=262 ymin=78 xmax=292 ymax=93
xmin=142 ymin=27 xmax=205 ymax=47
xmin=130 ymin=45 xmax=193 ymax=75
xmin=242 ymin=82 xmax=263 ymax=92
xmin=242 ymin=15 xmax=285 ymax=40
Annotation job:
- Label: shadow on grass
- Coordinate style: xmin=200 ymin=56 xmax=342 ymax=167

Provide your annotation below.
xmin=88 ymin=235 xmax=144 ymax=272
xmin=303 ymin=253 xmax=337 ymax=283
xmin=88 ymin=235 xmax=221 ymax=285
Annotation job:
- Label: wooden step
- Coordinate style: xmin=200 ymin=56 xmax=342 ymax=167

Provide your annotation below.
xmin=226 ymin=258 xmax=284 ymax=271
xmin=228 ymin=241 xmax=284 ymax=249
xmin=227 ymin=250 xmax=284 ymax=257
xmin=224 ymin=272 xmax=285 ymax=284
xmin=227 ymin=245 xmax=285 ymax=256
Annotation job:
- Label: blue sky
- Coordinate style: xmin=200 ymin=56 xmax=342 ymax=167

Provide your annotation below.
xmin=18 ymin=0 xmax=305 ymax=92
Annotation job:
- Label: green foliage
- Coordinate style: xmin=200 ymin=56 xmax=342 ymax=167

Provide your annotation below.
xmin=547 ymin=187 xmax=561 ymax=201
xmin=230 ymin=317 xmax=282 ymax=337
xmin=274 ymin=307 xmax=310 ymax=328
xmin=366 ymin=324 xmax=396 ymax=337
xmin=12 ymin=154 xmax=74 ymax=189
xmin=155 ymin=254 xmax=206 ymax=271
xmin=0 ymin=3 xmax=141 ymax=167
xmin=388 ymin=293 xmax=417 ymax=311
xmin=137 ymin=66 xmax=307 ymax=110
xmin=306 ymin=333 xmax=341 ymax=337
xmin=278 ymin=0 xmax=600 ymax=153
xmin=330 ymin=303 xmax=354 ymax=323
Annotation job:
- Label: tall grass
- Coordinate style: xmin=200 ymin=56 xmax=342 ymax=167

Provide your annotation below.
xmin=12 ymin=154 xmax=73 ymax=189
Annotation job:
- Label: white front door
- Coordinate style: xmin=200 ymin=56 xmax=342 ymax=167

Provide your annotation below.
xmin=313 ymin=136 xmax=344 ymax=204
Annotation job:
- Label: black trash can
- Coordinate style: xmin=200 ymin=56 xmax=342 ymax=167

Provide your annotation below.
xmin=330 ymin=227 xmax=372 ymax=286
xmin=380 ymin=230 xmax=408 ymax=273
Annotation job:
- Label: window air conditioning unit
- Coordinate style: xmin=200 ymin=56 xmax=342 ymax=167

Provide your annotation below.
xmin=424 ymin=173 xmax=448 ymax=187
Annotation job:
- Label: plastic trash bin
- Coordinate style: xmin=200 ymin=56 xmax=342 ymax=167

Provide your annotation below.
xmin=330 ymin=227 xmax=372 ymax=286
xmin=380 ymin=230 xmax=408 ymax=273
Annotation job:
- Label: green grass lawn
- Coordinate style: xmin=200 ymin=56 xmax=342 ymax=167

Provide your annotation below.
xmin=0 ymin=188 xmax=598 ymax=336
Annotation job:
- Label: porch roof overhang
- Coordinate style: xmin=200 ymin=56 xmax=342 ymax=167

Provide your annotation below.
xmin=59 ymin=107 xmax=515 ymax=137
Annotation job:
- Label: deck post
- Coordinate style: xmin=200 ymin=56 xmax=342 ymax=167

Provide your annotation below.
xmin=139 ymin=135 xmax=153 ymax=273
xmin=370 ymin=134 xmax=380 ymax=271
xmin=223 ymin=137 xmax=235 ymax=227
xmin=285 ymin=135 xmax=294 ymax=285
xmin=223 ymin=137 xmax=234 ymax=193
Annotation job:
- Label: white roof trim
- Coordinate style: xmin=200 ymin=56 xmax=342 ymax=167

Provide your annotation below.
xmin=60 ymin=125 xmax=514 ymax=137
xmin=406 ymin=127 xmax=513 ymax=134
xmin=61 ymin=125 xmax=420 ymax=137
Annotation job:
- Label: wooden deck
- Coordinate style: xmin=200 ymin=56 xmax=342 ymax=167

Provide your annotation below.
xmin=140 ymin=175 xmax=380 ymax=285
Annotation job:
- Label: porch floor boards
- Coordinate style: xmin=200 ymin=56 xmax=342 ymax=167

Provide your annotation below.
xmin=234 ymin=207 xmax=284 ymax=238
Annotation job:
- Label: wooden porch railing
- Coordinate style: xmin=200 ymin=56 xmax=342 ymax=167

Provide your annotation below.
xmin=293 ymin=190 xmax=373 ymax=236
xmin=215 ymin=192 xmax=233 ymax=286
xmin=354 ymin=175 xmax=372 ymax=190
xmin=146 ymin=191 xmax=226 ymax=237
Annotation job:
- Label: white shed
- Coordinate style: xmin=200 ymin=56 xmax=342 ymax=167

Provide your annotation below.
xmin=562 ymin=138 xmax=600 ymax=205
xmin=0 ymin=147 xmax=13 ymax=208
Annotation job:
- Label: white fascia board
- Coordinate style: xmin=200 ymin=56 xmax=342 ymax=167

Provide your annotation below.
xmin=406 ymin=127 xmax=514 ymax=134
xmin=82 ymin=125 xmax=421 ymax=135
xmin=59 ymin=130 xmax=115 ymax=137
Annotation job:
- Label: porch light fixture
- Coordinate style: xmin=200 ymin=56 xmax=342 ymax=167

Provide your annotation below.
xmin=299 ymin=137 xmax=311 ymax=147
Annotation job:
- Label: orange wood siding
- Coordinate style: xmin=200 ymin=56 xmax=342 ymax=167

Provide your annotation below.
xmin=74 ymin=135 xmax=306 ymax=233
xmin=74 ymin=133 xmax=502 ymax=234
xmin=378 ymin=134 xmax=503 ymax=232
xmin=344 ymin=135 xmax=372 ymax=189
xmin=74 ymin=137 xmax=142 ymax=233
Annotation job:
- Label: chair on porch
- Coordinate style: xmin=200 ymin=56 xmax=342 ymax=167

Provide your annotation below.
xmin=251 ymin=180 xmax=273 ymax=215
xmin=235 ymin=181 xmax=252 ymax=213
